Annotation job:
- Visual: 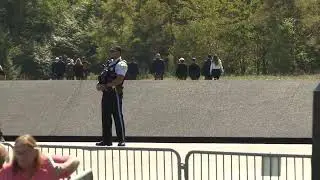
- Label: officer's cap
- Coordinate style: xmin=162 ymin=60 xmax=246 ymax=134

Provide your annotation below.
xmin=110 ymin=46 xmax=122 ymax=53
xmin=155 ymin=53 xmax=161 ymax=58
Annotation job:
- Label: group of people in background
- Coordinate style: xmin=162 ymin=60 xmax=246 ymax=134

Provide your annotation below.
xmin=51 ymin=56 xmax=90 ymax=80
xmin=150 ymin=53 xmax=224 ymax=81
xmin=0 ymin=53 xmax=224 ymax=81
xmin=49 ymin=52 xmax=224 ymax=81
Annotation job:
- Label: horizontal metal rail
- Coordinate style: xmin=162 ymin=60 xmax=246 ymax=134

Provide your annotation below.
xmin=2 ymin=143 xmax=182 ymax=180
xmin=184 ymin=150 xmax=311 ymax=180
xmin=2 ymin=143 xmax=312 ymax=180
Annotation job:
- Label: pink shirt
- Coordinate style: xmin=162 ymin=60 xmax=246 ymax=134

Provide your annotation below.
xmin=0 ymin=155 xmax=71 ymax=180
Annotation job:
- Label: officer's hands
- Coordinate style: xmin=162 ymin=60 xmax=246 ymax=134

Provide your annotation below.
xmin=96 ymin=82 xmax=116 ymax=91
xmin=96 ymin=84 xmax=104 ymax=91
xmin=105 ymin=83 xmax=113 ymax=88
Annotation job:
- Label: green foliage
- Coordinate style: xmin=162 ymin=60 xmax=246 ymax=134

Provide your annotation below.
xmin=0 ymin=0 xmax=319 ymax=79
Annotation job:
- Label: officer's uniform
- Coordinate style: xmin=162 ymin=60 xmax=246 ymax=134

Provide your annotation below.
xmin=98 ymin=57 xmax=128 ymax=146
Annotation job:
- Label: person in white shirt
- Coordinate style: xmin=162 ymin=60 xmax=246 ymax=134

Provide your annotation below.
xmin=202 ymin=54 xmax=224 ymax=80
xmin=210 ymin=55 xmax=224 ymax=80
xmin=96 ymin=46 xmax=128 ymax=147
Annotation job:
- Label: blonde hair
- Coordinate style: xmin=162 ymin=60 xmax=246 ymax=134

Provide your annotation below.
xmin=213 ymin=55 xmax=219 ymax=65
xmin=12 ymin=134 xmax=41 ymax=173
xmin=0 ymin=144 xmax=8 ymax=168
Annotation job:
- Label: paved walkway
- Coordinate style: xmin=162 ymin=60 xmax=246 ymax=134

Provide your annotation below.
xmin=0 ymin=80 xmax=316 ymax=138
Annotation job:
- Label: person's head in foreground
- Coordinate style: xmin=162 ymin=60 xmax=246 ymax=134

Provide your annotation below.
xmin=0 ymin=134 xmax=80 ymax=180
xmin=12 ymin=134 xmax=41 ymax=172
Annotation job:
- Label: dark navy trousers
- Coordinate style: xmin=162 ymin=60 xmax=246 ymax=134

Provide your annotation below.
xmin=101 ymin=89 xmax=125 ymax=144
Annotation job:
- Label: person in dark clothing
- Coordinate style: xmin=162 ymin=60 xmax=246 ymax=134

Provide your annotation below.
xmin=62 ymin=55 xmax=68 ymax=64
xmin=0 ymin=65 xmax=5 ymax=80
xmin=51 ymin=57 xmax=59 ymax=80
xmin=188 ymin=57 xmax=200 ymax=80
xmin=175 ymin=58 xmax=188 ymax=80
xmin=55 ymin=58 xmax=66 ymax=80
xmin=0 ymin=130 xmax=4 ymax=142
xmin=82 ymin=60 xmax=90 ymax=80
xmin=202 ymin=55 xmax=213 ymax=80
xmin=126 ymin=58 xmax=139 ymax=80
xmin=74 ymin=58 xmax=84 ymax=80
xmin=0 ymin=72 xmax=5 ymax=139
xmin=82 ymin=57 xmax=90 ymax=79
xmin=65 ymin=59 xmax=75 ymax=80
xmin=151 ymin=53 xmax=165 ymax=80
xmin=96 ymin=46 xmax=128 ymax=147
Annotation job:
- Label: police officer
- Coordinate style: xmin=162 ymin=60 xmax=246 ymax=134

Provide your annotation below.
xmin=96 ymin=46 xmax=128 ymax=146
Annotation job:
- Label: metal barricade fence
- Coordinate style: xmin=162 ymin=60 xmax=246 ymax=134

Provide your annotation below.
xmin=184 ymin=151 xmax=312 ymax=180
xmin=2 ymin=143 xmax=182 ymax=180
xmin=2 ymin=143 xmax=312 ymax=180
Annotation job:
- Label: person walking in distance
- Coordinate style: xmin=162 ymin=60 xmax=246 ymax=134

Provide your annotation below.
xmin=151 ymin=53 xmax=165 ymax=80
xmin=65 ymin=59 xmax=75 ymax=80
xmin=0 ymin=65 xmax=6 ymax=141
xmin=188 ymin=57 xmax=200 ymax=80
xmin=74 ymin=58 xmax=84 ymax=80
xmin=96 ymin=46 xmax=128 ymax=146
xmin=126 ymin=58 xmax=139 ymax=80
xmin=202 ymin=55 xmax=214 ymax=80
xmin=211 ymin=54 xmax=224 ymax=80
xmin=0 ymin=65 xmax=5 ymax=80
xmin=175 ymin=58 xmax=188 ymax=80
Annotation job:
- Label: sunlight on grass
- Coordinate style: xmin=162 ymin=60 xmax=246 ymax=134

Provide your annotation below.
xmin=87 ymin=73 xmax=319 ymax=81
